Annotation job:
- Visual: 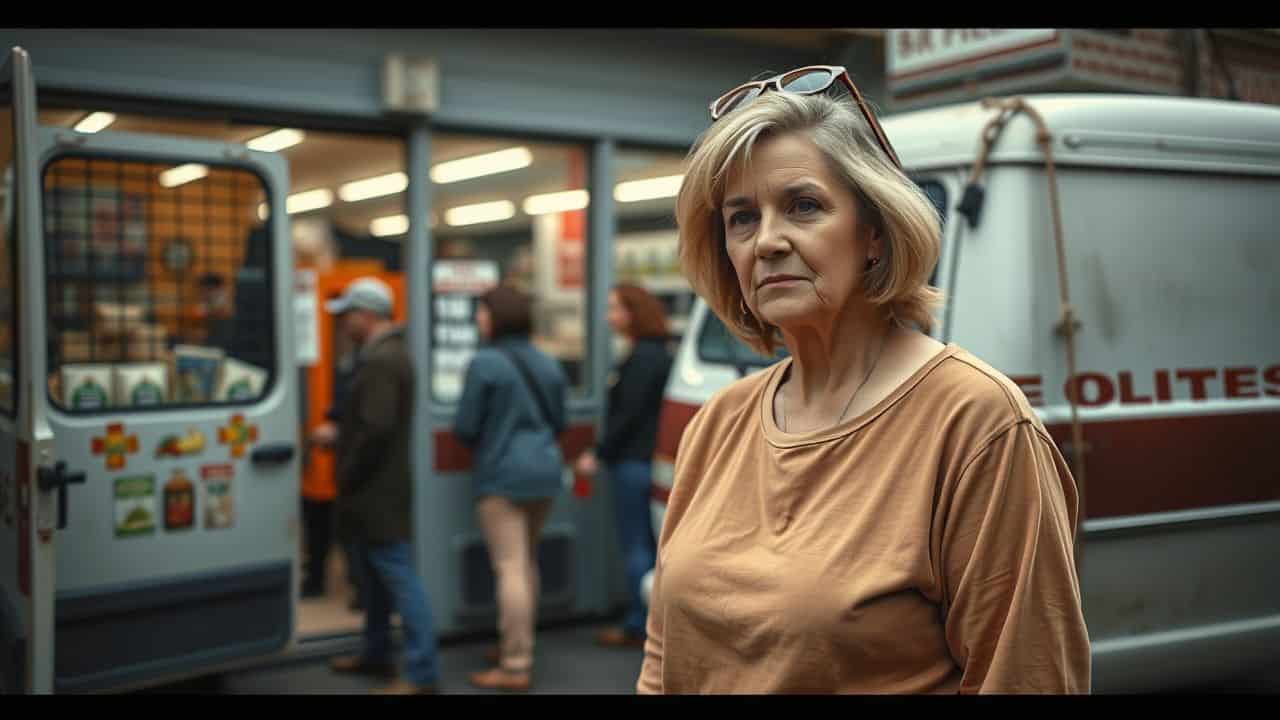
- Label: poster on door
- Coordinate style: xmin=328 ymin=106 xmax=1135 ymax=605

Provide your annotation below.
xmin=431 ymin=260 xmax=499 ymax=402
xmin=294 ymin=268 xmax=319 ymax=367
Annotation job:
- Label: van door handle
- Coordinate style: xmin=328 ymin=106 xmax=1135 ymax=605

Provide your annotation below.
xmin=251 ymin=444 xmax=296 ymax=467
xmin=37 ymin=461 xmax=87 ymax=530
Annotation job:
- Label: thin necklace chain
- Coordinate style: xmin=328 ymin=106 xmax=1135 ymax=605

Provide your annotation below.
xmin=780 ymin=324 xmax=892 ymax=434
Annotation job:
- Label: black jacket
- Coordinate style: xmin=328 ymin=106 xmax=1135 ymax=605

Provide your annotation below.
xmin=335 ymin=327 xmax=414 ymax=545
xmin=597 ymin=337 xmax=673 ymax=465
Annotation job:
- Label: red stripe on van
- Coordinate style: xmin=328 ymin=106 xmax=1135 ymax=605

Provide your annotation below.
xmin=654 ymin=399 xmax=701 ymax=461
xmin=649 ymin=395 xmax=1279 ymax=519
xmin=1044 ymin=411 xmax=1280 ymax=520
xmin=433 ymin=424 xmax=596 ymax=473
xmin=652 ymin=484 xmax=671 ymax=505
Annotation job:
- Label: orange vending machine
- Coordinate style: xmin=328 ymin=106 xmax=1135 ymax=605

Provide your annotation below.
xmin=300 ymin=263 xmax=406 ymax=511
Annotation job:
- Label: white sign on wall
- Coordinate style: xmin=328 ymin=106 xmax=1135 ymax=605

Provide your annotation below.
xmin=293 ymin=268 xmax=319 ymax=367
xmin=888 ymin=29 xmax=1060 ymax=81
xmin=431 ymin=260 xmax=499 ymax=402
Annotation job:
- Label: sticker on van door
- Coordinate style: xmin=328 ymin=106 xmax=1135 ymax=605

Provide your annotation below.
xmin=93 ymin=423 xmax=140 ymax=470
xmin=163 ymin=469 xmax=196 ymax=532
xmin=201 ymin=464 xmax=234 ymax=530
xmin=217 ymin=415 xmax=258 ymax=459
xmin=113 ymin=475 xmax=157 ymax=538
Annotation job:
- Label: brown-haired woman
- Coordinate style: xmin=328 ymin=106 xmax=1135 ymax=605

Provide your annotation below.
xmin=575 ymin=284 xmax=674 ymax=649
xmin=455 ymin=285 xmax=568 ymax=691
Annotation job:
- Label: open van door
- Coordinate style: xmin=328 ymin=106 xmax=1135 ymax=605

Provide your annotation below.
xmin=0 ymin=46 xmax=300 ymax=694
xmin=1 ymin=45 xmax=51 ymax=694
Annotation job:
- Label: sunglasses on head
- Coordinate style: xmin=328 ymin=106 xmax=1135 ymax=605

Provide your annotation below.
xmin=709 ymin=65 xmax=902 ymax=170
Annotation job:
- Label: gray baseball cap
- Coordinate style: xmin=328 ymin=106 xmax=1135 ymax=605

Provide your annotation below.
xmin=324 ymin=277 xmax=394 ymax=317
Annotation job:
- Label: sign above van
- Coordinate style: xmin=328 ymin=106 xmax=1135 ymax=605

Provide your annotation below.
xmin=889 ymin=29 xmax=1059 ymax=81
xmin=886 ymin=29 xmax=1280 ymax=111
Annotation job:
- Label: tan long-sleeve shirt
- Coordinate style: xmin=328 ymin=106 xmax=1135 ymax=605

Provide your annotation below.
xmin=637 ymin=344 xmax=1090 ymax=694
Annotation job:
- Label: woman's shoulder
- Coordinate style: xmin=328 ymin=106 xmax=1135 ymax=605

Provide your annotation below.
xmin=919 ymin=345 xmax=1040 ymax=430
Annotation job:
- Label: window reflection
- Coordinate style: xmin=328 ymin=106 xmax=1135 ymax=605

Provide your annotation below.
xmin=429 ymin=133 xmax=591 ymax=402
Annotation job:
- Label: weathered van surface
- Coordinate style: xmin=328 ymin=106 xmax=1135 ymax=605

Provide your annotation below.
xmin=648 ymin=95 xmax=1280 ymax=692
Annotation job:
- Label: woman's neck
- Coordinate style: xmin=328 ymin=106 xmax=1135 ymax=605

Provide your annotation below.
xmin=777 ymin=306 xmax=893 ymax=408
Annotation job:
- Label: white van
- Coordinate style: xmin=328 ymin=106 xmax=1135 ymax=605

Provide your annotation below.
xmin=645 ymin=94 xmax=1280 ymax=693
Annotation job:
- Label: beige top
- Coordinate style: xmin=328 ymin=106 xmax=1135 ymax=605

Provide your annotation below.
xmin=637 ymin=344 xmax=1091 ymax=694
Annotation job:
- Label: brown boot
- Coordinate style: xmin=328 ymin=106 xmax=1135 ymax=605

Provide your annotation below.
xmin=373 ymin=679 xmax=438 ymax=695
xmin=329 ymin=654 xmax=398 ymax=680
xmin=595 ymin=627 xmax=646 ymax=648
xmin=468 ymin=667 xmax=531 ymax=691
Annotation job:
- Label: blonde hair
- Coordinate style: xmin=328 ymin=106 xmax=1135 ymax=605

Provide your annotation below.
xmin=676 ymin=91 xmax=944 ymax=356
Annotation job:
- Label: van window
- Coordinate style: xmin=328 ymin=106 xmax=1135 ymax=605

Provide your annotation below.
xmin=697 ymin=310 xmax=788 ymax=369
xmin=43 ymin=156 xmax=276 ymax=413
xmin=912 ymin=177 xmax=947 ymax=286
xmin=428 ymin=133 xmax=592 ymax=404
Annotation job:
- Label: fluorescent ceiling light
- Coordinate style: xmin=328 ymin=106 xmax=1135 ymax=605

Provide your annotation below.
xmin=431 ymin=147 xmax=533 ymax=184
xmin=286 ymin=188 xmax=334 ymax=215
xmin=523 ymin=189 xmax=589 ymax=215
xmin=445 ymin=200 xmax=516 ymax=227
xmin=370 ymin=214 xmax=410 ymax=237
xmin=339 ymin=172 xmax=408 ymax=202
xmin=247 ymin=128 xmax=305 ymax=153
xmin=159 ymin=164 xmax=209 ymax=188
xmin=74 ymin=112 xmax=116 ymax=134
xmin=615 ymin=174 xmax=684 ymax=203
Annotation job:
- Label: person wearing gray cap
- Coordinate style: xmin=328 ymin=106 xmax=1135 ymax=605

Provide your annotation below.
xmin=320 ymin=276 xmax=441 ymax=694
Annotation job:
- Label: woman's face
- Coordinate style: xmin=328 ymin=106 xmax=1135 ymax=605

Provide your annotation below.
xmin=476 ymin=303 xmax=493 ymax=341
xmin=607 ymin=291 xmax=632 ymax=336
xmin=721 ymin=131 xmax=879 ymax=332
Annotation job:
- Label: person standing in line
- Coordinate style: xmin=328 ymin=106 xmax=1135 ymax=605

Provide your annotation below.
xmin=322 ymin=277 xmax=441 ymax=695
xmin=454 ymin=285 xmax=568 ymax=692
xmin=575 ymin=284 xmax=674 ymax=649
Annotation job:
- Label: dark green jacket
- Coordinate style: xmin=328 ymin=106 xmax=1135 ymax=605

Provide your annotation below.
xmin=336 ymin=326 xmax=414 ymax=545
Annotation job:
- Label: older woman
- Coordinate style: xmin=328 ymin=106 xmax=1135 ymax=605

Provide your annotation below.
xmin=637 ymin=67 xmax=1090 ymax=694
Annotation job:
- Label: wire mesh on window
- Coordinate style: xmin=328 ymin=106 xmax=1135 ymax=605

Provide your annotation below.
xmin=43 ymin=156 xmax=275 ymax=411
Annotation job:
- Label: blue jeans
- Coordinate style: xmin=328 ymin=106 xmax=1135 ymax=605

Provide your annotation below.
xmin=609 ymin=460 xmax=657 ymax=637
xmin=355 ymin=540 xmax=440 ymax=686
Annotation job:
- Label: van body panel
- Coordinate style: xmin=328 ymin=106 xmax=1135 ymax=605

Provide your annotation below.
xmin=647 ymin=95 xmax=1280 ymax=690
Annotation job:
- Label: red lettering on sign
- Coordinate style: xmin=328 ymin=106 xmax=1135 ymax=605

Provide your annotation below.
xmin=917 ymin=29 xmax=934 ymax=53
xmin=1117 ymin=371 xmax=1153 ymax=404
xmin=898 ymin=31 xmax=914 ymax=59
xmin=1009 ymin=375 xmax=1043 ymax=407
xmin=1177 ymin=368 xmax=1217 ymax=401
xmin=1264 ymin=365 xmax=1280 ymax=398
xmin=1065 ymin=373 xmax=1115 ymax=407
xmin=1154 ymin=369 xmax=1174 ymax=402
xmin=1223 ymin=367 xmax=1260 ymax=399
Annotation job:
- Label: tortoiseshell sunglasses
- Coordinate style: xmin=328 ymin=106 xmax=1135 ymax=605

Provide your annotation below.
xmin=709 ymin=65 xmax=902 ymax=170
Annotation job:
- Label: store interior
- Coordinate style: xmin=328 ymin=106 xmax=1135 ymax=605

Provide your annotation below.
xmin=30 ymin=107 xmax=690 ymax=639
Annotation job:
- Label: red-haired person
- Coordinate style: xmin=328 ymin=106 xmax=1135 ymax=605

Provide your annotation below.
xmin=576 ymin=284 xmax=674 ymax=649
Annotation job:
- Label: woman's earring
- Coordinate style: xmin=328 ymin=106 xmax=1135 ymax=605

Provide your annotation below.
xmin=865 ymin=256 xmax=881 ymax=272
xmin=740 ymin=297 xmax=752 ymax=321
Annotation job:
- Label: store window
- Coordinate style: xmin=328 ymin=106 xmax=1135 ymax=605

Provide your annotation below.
xmin=0 ymin=96 xmax=15 ymax=416
xmin=614 ymin=147 xmax=692 ymax=342
xmin=428 ymin=133 xmax=591 ymax=403
xmin=42 ymin=156 xmax=275 ymax=412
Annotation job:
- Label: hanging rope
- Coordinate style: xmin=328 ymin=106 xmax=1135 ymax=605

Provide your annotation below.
xmin=964 ymin=96 xmax=1088 ymax=576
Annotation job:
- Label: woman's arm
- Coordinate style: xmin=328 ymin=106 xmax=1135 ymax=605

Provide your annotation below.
xmin=452 ymin=353 xmax=492 ymax=447
xmin=938 ymin=420 xmax=1091 ymax=694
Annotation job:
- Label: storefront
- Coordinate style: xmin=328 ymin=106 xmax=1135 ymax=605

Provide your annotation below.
xmin=0 ymin=29 xmax=875 ymax=691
